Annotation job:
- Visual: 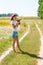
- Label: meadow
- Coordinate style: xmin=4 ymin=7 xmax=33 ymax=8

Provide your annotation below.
xmin=0 ymin=17 xmax=43 ymax=65
xmin=0 ymin=18 xmax=27 ymax=55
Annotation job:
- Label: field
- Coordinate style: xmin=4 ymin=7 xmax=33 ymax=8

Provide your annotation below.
xmin=0 ymin=18 xmax=27 ymax=55
xmin=0 ymin=17 xmax=43 ymax=65
xmin=36 ymin=19 xmax=43 ymax=34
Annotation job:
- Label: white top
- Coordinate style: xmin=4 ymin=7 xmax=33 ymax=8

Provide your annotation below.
xmin=11 ymin=20 xmax=18 ymax=32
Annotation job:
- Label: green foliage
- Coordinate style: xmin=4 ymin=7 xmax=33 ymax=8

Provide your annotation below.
xmin=39 ymin=0 xmax=43 ymax=2
xmin=38 ymin=0 xmax=43 ymax=19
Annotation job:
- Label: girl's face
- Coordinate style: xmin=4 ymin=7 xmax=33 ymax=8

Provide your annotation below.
xmin=13 ymin=16 xmax=17 ymax=20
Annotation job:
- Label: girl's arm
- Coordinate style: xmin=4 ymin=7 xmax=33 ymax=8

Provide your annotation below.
xmin=12 ymin=22 xmax=19 ymax=28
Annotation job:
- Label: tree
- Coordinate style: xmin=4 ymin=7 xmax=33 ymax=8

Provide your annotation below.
xmin=38 ymin=0 xmax=43 ymax=19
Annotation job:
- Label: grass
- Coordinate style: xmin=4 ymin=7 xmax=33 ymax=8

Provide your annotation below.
xmin=0 ymin=18 xmax=27 ymax=26
xmin=0 ymin=20 xmax=27 ymax=55
xmin=36 ymin=19 xmax=43 ymax=34
xmin=0 ymin=23 xmax=40 ymax=65
xmin=0 ymin=20 xmax=10 ymax=26
xmin=0 ymin=27 xmax=27 ymax=55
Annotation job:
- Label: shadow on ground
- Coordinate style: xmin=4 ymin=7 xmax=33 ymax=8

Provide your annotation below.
xmin=17 ymin=51 xmax=43 ymax=60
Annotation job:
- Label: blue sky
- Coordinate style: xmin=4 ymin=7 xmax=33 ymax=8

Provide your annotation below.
xmin=0 ymin=0 xmax=38 ymax=16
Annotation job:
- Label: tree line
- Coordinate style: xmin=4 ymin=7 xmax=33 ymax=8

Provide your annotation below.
xmin=38 ymin=0 xmax=43 ymax=19
xmin=0 ymin=13 xmax=13 ymax=17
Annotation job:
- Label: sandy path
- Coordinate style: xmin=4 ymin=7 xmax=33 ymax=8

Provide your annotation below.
xmin=35 ymin=23 xmax=43 ymax=65
xmin=0 ymin=25 xmax=30 ymax=62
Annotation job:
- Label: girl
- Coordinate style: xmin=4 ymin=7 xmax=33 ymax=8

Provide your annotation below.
xmin=11 ymin=14 xmax=22 ymax=52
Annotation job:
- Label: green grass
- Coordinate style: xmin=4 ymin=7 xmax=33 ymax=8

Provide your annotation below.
xmin=0 ymin=17 xmax=27 ymax=55
xmin=0 ymin=23 xmax=40 ymax=65
xmin=36 ymin=20 xmax=43 ymax=34
xmin=0 ymin=25 xmax=27 ymax=55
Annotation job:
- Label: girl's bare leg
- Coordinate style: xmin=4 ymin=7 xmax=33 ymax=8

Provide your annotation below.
xmin=12 ymin=39 xmax=16 ymax=52
xmin=16 ymin=38 xmax=22 ymax=51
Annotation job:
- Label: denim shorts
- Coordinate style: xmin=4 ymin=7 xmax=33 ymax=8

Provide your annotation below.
xmin=12 ymin=31 xmax=18 ymax=38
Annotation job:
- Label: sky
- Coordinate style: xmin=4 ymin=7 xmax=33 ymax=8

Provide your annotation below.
xmin=0 ymin=0 xmax=38 ymax=16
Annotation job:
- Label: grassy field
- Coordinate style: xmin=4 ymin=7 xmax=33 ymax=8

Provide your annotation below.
xmin=0 ymin=20 xmax=10 ymax=26
xmin=26 ymin=18 xmax=43 ymax=33
xmin=36 ymin=20 xmax=43 ymax=34
xmin=0 ymin=23 xmax=40 ymax=65
xmin=0 ymin=17 xmax=42 ymax=65
xmin=0 ymin=18 xmax=27 ymax=55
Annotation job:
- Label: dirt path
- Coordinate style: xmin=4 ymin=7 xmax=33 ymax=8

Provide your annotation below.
xmin=35 ymin=23 xmax=43 ymax=65
xmin=0 ymin=25 xmax=30 ymax=62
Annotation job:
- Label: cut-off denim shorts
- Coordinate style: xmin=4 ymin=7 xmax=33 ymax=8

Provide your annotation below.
xmin=12 ymin=31 xmax=18 ymax=38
